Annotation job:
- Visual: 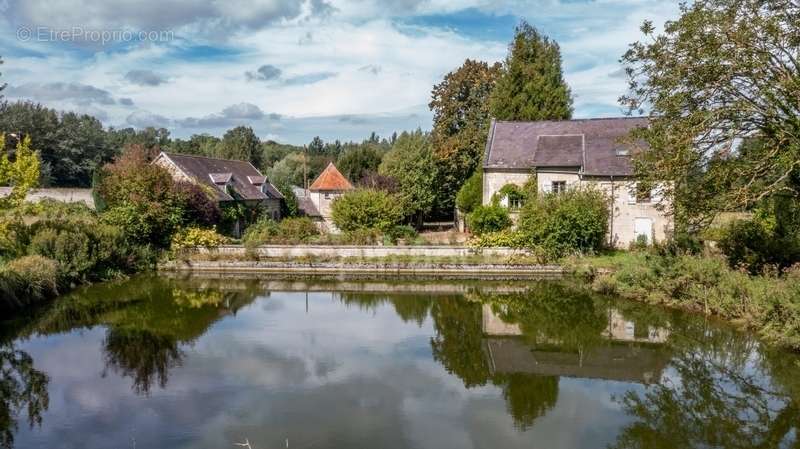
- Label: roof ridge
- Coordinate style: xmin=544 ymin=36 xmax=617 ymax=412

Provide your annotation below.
xmin=163 ymin=151 xmax=252 ymax=164
xmin=493 ymin=116 xmax=648 ymax=125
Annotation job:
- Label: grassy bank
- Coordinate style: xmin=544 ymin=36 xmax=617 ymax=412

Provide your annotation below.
xmin=566 ymin=252 xmax=800 ymax=350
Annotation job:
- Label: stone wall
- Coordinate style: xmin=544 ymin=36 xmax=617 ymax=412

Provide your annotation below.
xmin=482 ymin=170 xmax=673 ymax=247
xmin=196 ymin=244 xmax=525 ymax=258
xmin=0 ymin=187 xmax=95 ymax=208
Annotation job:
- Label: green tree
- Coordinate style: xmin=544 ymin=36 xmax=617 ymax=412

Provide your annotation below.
xmin=489 ymin=21 xmax=573 ymax=121
xmin=456 ymin=169 xmax=483 ymax=214
xmin=0 ymin=135 xmax=40 ymax=208
xmin=620 ymin=0 xmax=800 ymax=228
xmin=337 ymin=145 xmax=382 ymax=183
xmin=430 ymin=59 xmax=501 ymax=213
xmin=267 ymin=152 xmax=306 ymax=188
xmin=216 ymin=126 xmax=262 ymax=168
xmin=330 ymin=189 xmax=404 ymax=233
xmin=379 ymin=130 xmax=438 ymax=224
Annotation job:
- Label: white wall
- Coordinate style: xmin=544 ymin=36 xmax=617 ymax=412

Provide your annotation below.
xmin=482 ymin=170 xmax=672 ymax=247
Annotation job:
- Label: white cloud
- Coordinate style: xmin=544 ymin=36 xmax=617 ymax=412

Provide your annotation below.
xmin=0 ymin=0 xmax=681 ymax=142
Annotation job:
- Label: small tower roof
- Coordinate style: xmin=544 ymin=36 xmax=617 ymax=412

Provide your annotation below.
xmin=309 ymin=162 xmax=354 ymax=191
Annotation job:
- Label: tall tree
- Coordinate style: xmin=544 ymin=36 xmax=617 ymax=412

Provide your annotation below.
xmin=489 ymin=21 xmax=573 ymax=121
xmin=216 ymin=126 xmax=262 ymax=168
xmin=379 ymin=130 xmax=439 ymax=224
xmin=620 ymin=0 xmax=800 ymax=228
xmin=336 ymin=145 xmax=382 ymax=183
xmin=0 ymin=134 xmax=40 ymax=208
xmin=430 ymin=59 xmax=502 ymax=213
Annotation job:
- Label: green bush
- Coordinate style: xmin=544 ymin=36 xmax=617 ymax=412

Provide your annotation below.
xmin=242 ymin=218 xmax=280 ymax=246
xmin=469 ymin=228 xmax=528 ymax=248
xmin=0 ymin=255 xmax=59 ymax=311
xmin=331 ymin=189 xmax=404 ymax=233
xmin=456 ymin=170 xmax=483 ymax=214
xmin=718 ymin=218 xmax=800 ymax=274
xmin=242 ymin=217 xmax=320 ymax=246
xmin=467 ymin=205 xmax=512 ymax=235
xmin=278 ymin=217 xmax=320 ymax=242
xmin=385 ymin=224 xmax=418 ymax=244
xmin=517 ymin=188 xmax=609 ymax=257
xmin=25 ymin=217 xmax=155 ymax=284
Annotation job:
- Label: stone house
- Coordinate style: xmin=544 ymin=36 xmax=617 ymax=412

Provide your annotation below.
xmin=153 ymin=151 xmax=283 ymax=232
xmin=296 ymin=162 xmax=353 ymax=232
xmin=482 ymin=117 xmax=672 ymax=247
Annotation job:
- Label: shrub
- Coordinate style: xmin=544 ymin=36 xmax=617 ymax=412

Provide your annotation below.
xmin=331 ymin=189 xmax=404 ymax=233
xmin=0 ymin=255 xmax=59 ymax=311
xmin=278 ymin=217 xmax=320 ymax=242
xmin=517 ymin=188 xmax=609 ymax=257
xmin=469 ymin=229 xmax=527 ymax=248
xmin=385 ymin=224 xmax=418 ymax=244
xmin=171 ymin=227 xmax=228 ymax=250
xmin=467 ymin=205 xmax=512 ymax=236
xmin=242 ymin=218 xmax=280 ymax=246
xmin=173 ymin=181 xmax=221 ymax=227
xmin=456 ymin=170 xmax=482 ymax=214
xmin=718 ymin=218 xmax=800 ymax=274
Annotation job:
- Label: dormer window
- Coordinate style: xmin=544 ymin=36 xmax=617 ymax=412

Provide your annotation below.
xmin=209 ymin=173 xmax=233 ymax=190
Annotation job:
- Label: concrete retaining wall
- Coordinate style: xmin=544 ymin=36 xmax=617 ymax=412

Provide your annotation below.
xmin=160 ymin=259 xmax=563 ymax=279
xmin=0 ymin=187 xmax=95 ymax=208
xmin=195 ymin=244 xmax=525 ymax=258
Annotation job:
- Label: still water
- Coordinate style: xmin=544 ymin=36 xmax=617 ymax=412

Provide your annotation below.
xmin=1 ymin=274 xmax=799 ymax=449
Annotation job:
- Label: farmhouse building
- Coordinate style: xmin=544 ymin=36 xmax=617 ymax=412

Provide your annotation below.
xmin=297 ymin=162 xmax=353 ymax=232
xmin=482 ymin=117 xmax=672 ymax=247
xmin=153 ymin=151 xmax=283 ymax=228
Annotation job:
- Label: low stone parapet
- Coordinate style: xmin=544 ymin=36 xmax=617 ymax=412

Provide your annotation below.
xmin=194 ymin=244 xmax=524 ymax=259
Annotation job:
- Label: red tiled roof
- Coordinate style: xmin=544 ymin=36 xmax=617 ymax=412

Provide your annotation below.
xmin=309 ymin=163 xmax=353 ymax=191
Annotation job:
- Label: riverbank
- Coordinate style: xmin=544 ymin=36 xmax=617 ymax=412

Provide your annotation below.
xmin=567 ymin=252 xmax=800 ymax=351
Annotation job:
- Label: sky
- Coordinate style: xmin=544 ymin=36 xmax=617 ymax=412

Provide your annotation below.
xmin=0 ymin=0 xmax=681 ymax=145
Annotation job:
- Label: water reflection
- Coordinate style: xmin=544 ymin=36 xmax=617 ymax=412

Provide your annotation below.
xmin=0 ymin=345 xmax=49 ymax=449
xmin=0 ymin=275 xmax=798 ymax=448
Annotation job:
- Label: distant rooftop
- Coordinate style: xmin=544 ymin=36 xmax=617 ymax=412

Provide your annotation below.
xmin=483 ymin=117 xmax=649 ymax=176
xmin=309 ymin=162 xmax=354 ymax=191
xmin=159 ymin=152 xmax=283 ymax=201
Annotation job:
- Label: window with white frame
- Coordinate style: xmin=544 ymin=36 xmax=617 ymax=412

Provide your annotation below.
xmin=551 ymin=181 xmax=567 ymax=194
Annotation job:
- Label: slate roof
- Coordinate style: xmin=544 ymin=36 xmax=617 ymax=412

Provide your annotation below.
xmin=309 ymin=163 xmax=354 ymax=191
xmin=159 ymin=152 xmax=283 ymax=202
xmin=483 ymin=117 xmax=649 ymax=176
xmin=293 ymin=186 xmax=321 ymax=217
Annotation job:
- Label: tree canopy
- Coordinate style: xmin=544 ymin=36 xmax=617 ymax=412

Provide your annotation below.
xmin=379 ymin=130 xmax=439 ymax=223
xmin=430 ymin=59 xmax=501 ymax=214
xmin=620 ymin=0 xmax=800 ymax=228
xmin=489 ymin=21 xmax=573 ymax=121
xmin=216 ymin=126 xmax=262 ymax=169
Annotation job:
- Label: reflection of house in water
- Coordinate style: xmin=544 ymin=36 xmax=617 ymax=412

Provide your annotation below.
xmin=482 ymin=305 xmax=671 ymax=384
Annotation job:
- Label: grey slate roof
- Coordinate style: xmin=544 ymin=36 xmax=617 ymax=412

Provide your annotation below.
xmin=161 ymin=152 xmax=283 ymax=202
xmin=483 ymin=117 xmax=649 ymax=176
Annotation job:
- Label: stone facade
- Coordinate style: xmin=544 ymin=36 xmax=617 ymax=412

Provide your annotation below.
xmin=483 ymin=169 xmax=672 ymax=247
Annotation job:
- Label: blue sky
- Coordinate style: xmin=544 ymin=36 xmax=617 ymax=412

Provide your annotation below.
xmin=0 ymin=0 xmax=681 ymax=144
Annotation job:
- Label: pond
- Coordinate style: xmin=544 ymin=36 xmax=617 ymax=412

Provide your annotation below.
xmin=1 ymin=274 xmax=799 ymax=449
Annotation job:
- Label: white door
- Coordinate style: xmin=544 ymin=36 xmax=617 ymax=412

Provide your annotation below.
xmin=634 ymin=217 xmax=653 ymax=244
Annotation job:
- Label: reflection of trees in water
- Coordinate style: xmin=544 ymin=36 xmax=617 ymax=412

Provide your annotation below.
xmin=0 ymin=346 xmax=49 ymax=449
xmin=611 ymin=325 xmax=800 ymax=449
xmin=336 ymin=292 xmax=434 ymax=326
xmin=102 ymin=328 xmax=183 ymax=396
xmin=495 ymin=373 xmax=559 ymax=431
xmin=429 ymin=296 xmax=560 ymax=430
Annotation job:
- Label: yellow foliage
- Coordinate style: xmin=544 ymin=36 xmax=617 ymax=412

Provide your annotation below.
xmin=0 ymin=134 xmax=41 ymax=208
xmin=170 ymin=226 xmax=228 ymax=250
